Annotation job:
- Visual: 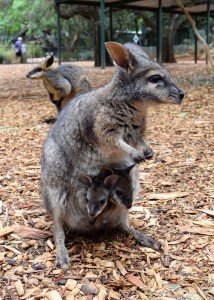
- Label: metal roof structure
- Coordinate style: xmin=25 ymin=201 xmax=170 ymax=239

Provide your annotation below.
xmin=54 ymin=0 xmax=214 ymax=14
xmin=54 ymin=0 xmax=214 ymax=67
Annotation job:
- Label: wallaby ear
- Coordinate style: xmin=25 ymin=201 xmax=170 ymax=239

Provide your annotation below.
xmin=124 ymin=42 xmax=150 ymax=60
xmin=98 ymin=167 xmax=113 ymax=179
xmin=40 ymin=54 xmax=54 ymax=70
xmin=79 ymin=175 xmax=92 ymax=187
xmin=104 ymin=174 xmax=119 ymax=190
xmin=113 ymin=164 xmax=136 ymax=175
xmin=105 ymin=42 xmax=131 ymax=69
xmin=122 ymin=164 xmax=136 ymax=175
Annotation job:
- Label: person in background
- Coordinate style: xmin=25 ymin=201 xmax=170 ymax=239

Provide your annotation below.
xmin=14 ymin=37 xmax=22 ymax=63
xmin=21 ymin=43 xmax=27 ymax=63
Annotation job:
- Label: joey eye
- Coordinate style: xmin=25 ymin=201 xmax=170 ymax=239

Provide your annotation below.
xmin=116 ymin=190 xmax=124 ymax=197
xmin=149 ymin=75 xmax=163 ymax=84
xmin=86 ymin=198 xmax=89 ymax=203
xmin=99 ymin=199 xmax=106 ymax=206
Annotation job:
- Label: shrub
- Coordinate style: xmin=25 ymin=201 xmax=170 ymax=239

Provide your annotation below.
xmin=26 ymin=43 xmax=43 ymax=58
xmin=80 ymin=50 xmax=94 ymax=61
xmin=0 ymin=45 xmax=14 ymax=63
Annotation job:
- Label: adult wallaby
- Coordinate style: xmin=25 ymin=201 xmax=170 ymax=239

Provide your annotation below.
xmin=41 ymin=42 xmax=184 ymax=272
xmin=79 ymin=164 xmax=135 ymax=220
xmin=26 ymin=54 xmax=91 ymax=112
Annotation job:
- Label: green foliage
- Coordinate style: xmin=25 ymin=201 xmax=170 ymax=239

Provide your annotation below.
xmin=26 ymin=0 xmax=56 ymax=36
xmin=0 ymin=0 xmax=27 ymax=37
xmin=0 ymin=41 xmax=45 ymax=63
xmin=0 ymin=0 xmax=13 ymax=10
xmin=0 ymin=0 xmax=91 ymax=58
xmin=0 ymin=44 xmax=14 ymax=63
xmin=0 ymin=0 xmax=56 ymax=40
xmin=80 ymin=50 xmax=93 ymax=60
xmin=26 ymin=43 xmax=43 ymax=58
xmin=61 ymin=16 xmax=92 ymax=47
xmin=112 ymin=9 xmax=137 ymax=33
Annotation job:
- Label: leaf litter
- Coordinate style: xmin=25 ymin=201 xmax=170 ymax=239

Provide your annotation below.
xmin=0 ymin=62 xmax=213 ymax=299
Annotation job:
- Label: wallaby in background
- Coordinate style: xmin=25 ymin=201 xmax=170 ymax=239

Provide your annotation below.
xmin=79 ymin=164 xmax=135 ymax=222
xmin=41 ymin=42 xmax=184 ymax=271
xmin=26 ymin=54 xmax=91 ymax=112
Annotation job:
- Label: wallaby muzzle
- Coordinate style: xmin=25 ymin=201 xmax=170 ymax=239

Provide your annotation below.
xmin=126 ymin=199 xmax=133 ymax=209
xmin=178 ymin=90 xmax=185 ymax=103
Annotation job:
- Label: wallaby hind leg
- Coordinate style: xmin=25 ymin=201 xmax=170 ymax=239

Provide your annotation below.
xmin=120 ymin=224 xmax=161 ymax=251
xmin=45 ymin=188 xmax=70 ymax=272
xmin=53 ymin=211 xmax=70 ymax=273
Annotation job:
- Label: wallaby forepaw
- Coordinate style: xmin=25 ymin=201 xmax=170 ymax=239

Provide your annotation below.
xmin=144 ymin=147 xmax=154 ymax=160
xmin=131 ymin=151 xmax=145 ymax=163
xmin=55 ymin=253 xmax=70 ymax=273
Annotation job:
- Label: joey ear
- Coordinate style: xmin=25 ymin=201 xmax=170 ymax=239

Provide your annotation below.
xmin=40 ymin=54 xmax=54 ymax=70
xmin=98 ymin=167 xmax=113 ymax=179
xmin=104 ymin=174 xmax=119 ymax=190
xmin=122 ymin=164 xmax=136 ymax=174
xmin=79 ymin=175 xmax=93 ymax=187
xmin=113 ymin=164 xmax=136 ymax=175
xmin=105 ymin=42 xmax=132 ymax=70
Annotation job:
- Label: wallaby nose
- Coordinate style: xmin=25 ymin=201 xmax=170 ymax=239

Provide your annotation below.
xmin=179 ymin=90 xmax=184 ymax=101
xmin=126 ymin=200 xmax=133 ymax=209
xmin=89 ymin=212 xmax=96 ymax=218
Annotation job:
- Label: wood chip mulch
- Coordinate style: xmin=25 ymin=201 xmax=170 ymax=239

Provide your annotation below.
xmin=0 ymin=62 xmax=213 ymax=300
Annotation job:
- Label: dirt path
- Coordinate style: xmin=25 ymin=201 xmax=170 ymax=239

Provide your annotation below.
xmin=0 ymin=62 xmax=214 ymax=299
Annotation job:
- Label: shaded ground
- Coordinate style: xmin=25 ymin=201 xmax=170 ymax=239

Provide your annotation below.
xmin=0 ymin=61 xmax=214 ymax=300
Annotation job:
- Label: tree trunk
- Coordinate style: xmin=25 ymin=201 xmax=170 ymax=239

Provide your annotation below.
xmin=70 ymin=33 xmax=80 ymax=52
xmin=176 ymin=0 xmax=214 ymax=68
xmin=162 ymin=14 xmax=177 ymax=63
xmin=163 ymin=14 xmax=176 ymax=63
xmin=51 ymin=2 xmax=111 ymax=66
xmin=162 ymin=36 xmax=176 ymax=63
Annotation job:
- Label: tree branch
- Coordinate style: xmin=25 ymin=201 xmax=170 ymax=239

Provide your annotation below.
xmin=136 ymin=11 xmax=156 ymax=31
xmin=176 ymin=0 xmax=214 ymax=68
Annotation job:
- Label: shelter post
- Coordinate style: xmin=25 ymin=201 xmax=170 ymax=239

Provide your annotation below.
xmin=206 ymin=0 xmax=210 ymax=64
xmin=56 ymin=2 xmax=61 ymax=65
xmin=157 ymin=0 xmax=162 ymax=62
xmin=109 ymin=6 xmax=113 ymax=41
xmin=194 ymin=15 xmax=198 ymax=64
xmin=100 ymin=0 xmax=105 ymax=69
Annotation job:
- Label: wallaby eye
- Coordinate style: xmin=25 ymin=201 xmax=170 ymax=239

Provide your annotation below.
xmin=86 ymin=198 xmax=89 ymax=203
xmin=99 ymin=199 xmax=106 ymax=206
xmin=116 ymin=190 xmax=124 ymax=197
xmin=149 ymin=75 xmax=163 ymax=84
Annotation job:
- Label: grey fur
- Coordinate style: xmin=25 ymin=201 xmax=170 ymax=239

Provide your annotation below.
xmin=41 ymin=42 xmax=184 ymax=271
xmin=26 ymin=54 xmax=91 ymax=112
xmin=79 ymin=165 xmax=134 ymax=221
